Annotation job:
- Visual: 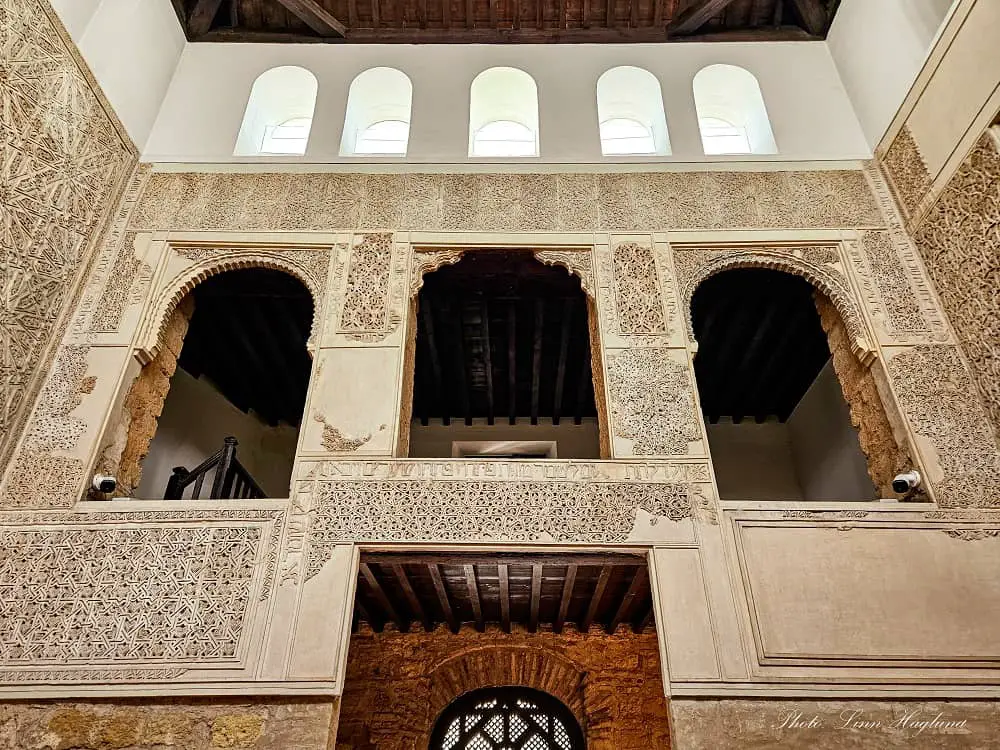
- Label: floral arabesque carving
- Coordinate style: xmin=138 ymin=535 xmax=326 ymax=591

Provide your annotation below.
xmin=913 ymin=130 xmax=1000 ymax=438
xmin=0 ymin=346 xmax=92 ymax=509
xmin=886 ymin=345 xmax=1000 ymax=508
xmin=605 ymin=348 xmax=702 ymax=456
xmin=611 ymin=242 xmax=668 ymax=334
xmin=338 ymin=233 xmax=404 ymax=342
xmin=672 ymin=245 xmax=876 ymax=362
xmin=410 ymin=248 xmax=466 ymax=297
xmin=533 ymin=250 xmax=596 ymax=298
xmin=86 ymin=232 xmax=153 ymax=333
xmin=0 ymin=0 xmax=136 ymax=468
xmin=0 ymin=524 xmax=260 ymax=666
xmin=882 ymin=126 xmax=932 ymax=221
xmin=136 ymin=246 xmax=331 ymax=361
xmin=304 ymin=479 xmax=699 ymax=576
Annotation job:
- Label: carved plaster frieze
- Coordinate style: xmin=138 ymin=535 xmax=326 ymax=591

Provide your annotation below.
xmin=885 ymin=345 xmax=1000 ymax=508
xmin=410 ymin=248 xmax=466 ymax=297
xmin=881 ymin=126 xmax=932 ymax=221
xmin=336 ymin=233 xmax=406 ymax=343
xmin=128 ymin=171 xmax=883 ymax=234
xmin=294 ymin=462 xmax=714 ymax=575
xmin=533 ymin=250 xmax=596 ymax=298
xmin=606 ymin=348 xmax=702 ymax=457
xmin=672 ymin=244 xmax=876 ymax=361
xmin=0 ymin=508 xmax=283 ymax=686
xmin=912 ymin=130 xmax=1000 ymax=438
xmin=842 ymin=229 xmax=950 ymax=345
xmin=138 ymin=245 xmax=332 ymax=359
xmin=0 ymin=0 xmax=136 ymax=468
xmin=595 ymin=241 xmax=678 ymax=346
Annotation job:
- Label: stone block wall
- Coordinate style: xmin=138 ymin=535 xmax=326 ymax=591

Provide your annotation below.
xmin=336 ymin=626 xmax=670 ymax=750
xmin=0 ymin=699 xmax=339 ymax=750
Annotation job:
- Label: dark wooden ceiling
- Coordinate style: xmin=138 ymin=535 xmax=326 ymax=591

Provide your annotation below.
xmin=413 ymin=251 xmax=596 ymax=426
xmin=174 ymin=0 xmax=840 ymax=43
xmin=355 ymin=551 xmax=653 ymax=633
xmin=691 ymin=268 xmax=831 ymax=424
xmin=178 ymin=268 xmax=313 ymax=427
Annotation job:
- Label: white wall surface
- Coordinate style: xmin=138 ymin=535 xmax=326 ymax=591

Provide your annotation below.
xmin=136 ymin=368 xmax=299 ymax=500
xmin=144 ymin=41 xmax=870 ymax=164
xmin=52 ymin=0 xmax=185 ymax=149
xmin=409 ymin=418 xmax=601 ymax=459
xmin=828 ymin=0 xmax=954 ymax=148
xmin=49 ymin=0 xmax=103 ymax=39
xmin=787 ymin=362 xmax=876 ymax=501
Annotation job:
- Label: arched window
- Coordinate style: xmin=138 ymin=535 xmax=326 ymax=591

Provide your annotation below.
xmin=469 ymin=67 xmax=539 ymax=157
xmin=693 ymin=64 xmax=777 ymax=155
xmin=340 ymin=67 xmax=413 ymax=156
xmin=596 ymin=66 xmax=670 ymax=156
xmin=430 ymin=687 xmax=584 ymax=750
xmin=234 ymin=66 xmax=318 ymax=156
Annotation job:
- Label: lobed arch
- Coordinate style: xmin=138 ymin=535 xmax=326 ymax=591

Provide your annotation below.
xmin=678 ymin=248 xmax=876 ymax=364
xmin=136 ymin=249 xmax=328 ymax=365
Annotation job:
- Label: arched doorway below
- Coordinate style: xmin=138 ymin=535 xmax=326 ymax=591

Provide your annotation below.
xmin=430 ymin=687 xmax=585 ymax=750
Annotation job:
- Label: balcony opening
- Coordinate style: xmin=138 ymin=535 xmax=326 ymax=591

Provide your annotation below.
xmin=406 ymin=250 xmax=606 ymax=459
xmin=692 ymin=268 xmax=879 ymax=501
xmin=104 ymin=268 xmax=313 ymax=500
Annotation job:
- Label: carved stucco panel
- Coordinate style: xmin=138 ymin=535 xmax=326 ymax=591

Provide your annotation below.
xmin=605 ymin=348 xmax=703 ymax=457
xmin=0 ymin=0 xmax=136 ymax=467
xmin=882 ymin=126 xmax=932 ymax=222
xmin=884 ymin=345 xmax=1000 ymax=508
xmin=912 ymin=130 xmax=1000 ymax=439
xmin=129 ymin=171 xmax=883 ymax=234
xmin=334 ymin=233 xmax=406 ymax=344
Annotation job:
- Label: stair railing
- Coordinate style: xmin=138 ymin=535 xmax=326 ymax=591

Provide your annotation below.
xmin=164 ymin=436 xmax=266 ymax=500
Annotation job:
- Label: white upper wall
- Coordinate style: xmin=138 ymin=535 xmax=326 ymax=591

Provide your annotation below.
xmin=144 ymin=41 xmax=870 ymax=164
xmin=49 ymin=0 xmax=185 ymax=150
xmin=827 ymin=0 xmax=954 ymax=148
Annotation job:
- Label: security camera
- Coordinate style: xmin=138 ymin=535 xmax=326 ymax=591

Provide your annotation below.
xmin=892 ymin=470 xmax=921 ymax=494
xmin=92 ymin=474 xmax=117 ymax=494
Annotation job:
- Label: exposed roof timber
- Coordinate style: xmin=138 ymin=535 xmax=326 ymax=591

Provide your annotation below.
xmin=275 ymin=0 xmax=348 ymax=34
xmin=188 ymin=0 xmax=225 ymax=35
xmin=670 ymin=0 xmax=739 ymax=35
xmin=789 ymin=0 xmax=827 ymax=35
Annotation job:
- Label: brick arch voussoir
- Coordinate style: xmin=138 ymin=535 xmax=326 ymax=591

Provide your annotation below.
xmin=425 ymin=645 xmax=588 ymax=738
xmin=137 ymin=254 xmax=322 ymax=364
xmin=684 ymin=252 xmax=876 ymax=364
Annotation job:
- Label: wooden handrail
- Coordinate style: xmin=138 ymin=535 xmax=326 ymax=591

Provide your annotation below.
xmin=163 ymin=436 xmax=266 ymax=500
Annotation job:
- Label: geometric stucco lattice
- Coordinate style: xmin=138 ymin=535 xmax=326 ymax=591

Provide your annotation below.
xmin=338 ymin=233 xmax=401 ymax=342
xmin=611 ymin=242 xmax=668 ymax=335
xmin=304 ymin=479 xmax=700 ymax=576
xmin=914 ymin=130 xmax=1000 ymax=439
xmin=0 ymin=0 xmax=135 ymax=467
xmin=885 ymin=345 xmax=1000 ymax=508
xmin=0 ymin=524 xmax=260 ymax=666
xmin=606 ymin=348 xmax=702 ymax=456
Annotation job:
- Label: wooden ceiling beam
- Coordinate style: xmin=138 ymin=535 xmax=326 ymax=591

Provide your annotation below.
xmin=507 ymin=301 xmax=517 ymax=425
xmin=653 ymin=0 xmax=665 ymax=27
xmin=558 ymin=0 xmax=567 ymax=29
xmin=530 ymin=299 xmax=543 ymax=425
xmin=582 ymin=0 xmax=591 ymax=28
xmin=536 ymin=0 xmax=544 ymax=30
xmin=489 ymin=0 xmax=499 ymax=28
xmin=447 ymin=300 xmax=473 ymax=425
xmin=637 ymin=604 xmax=655 ymax=633
xmin=789 ymin=0 xmax=826 ymax=35
xmin=419 ymin=298 xmax=447 ymax=425
xmin=367 ymin=552 xmax=646 ymax=567
xmin=361 ymin=563 xmax=406 ymax=631
xmin=391 ymin=563 xmax=431 ymax=632
xmin=372 ymin=0 xmax=381 ymax=28
xmin=428 ymin=563 xmax=459 ymax=633
xmin=188 ymin=0 xmax=225 ymax=36
xmin=608 ymin=566 xmax=647 ymax=634
xmin=467 ymin=0 xmax=475 ymax=28
xmin=443 ymin=0 xmax=452 ymax=28
xmin=552 ymin=297 xmax=573 ymax=425
xmin=581 ymin=566 xmax=612 ymax=631
xmin=529 ymin=563 xmax=543 ymax=633
xmin=670 ymin=0 xmax=739 ymax=34
xmin=605 ymin=0 xmax=614 ymax=28
xmin=499 ymin=564 xmax=511 ymax=633
xmin=480 ymin=298 xmax=495 ymax=425
xmin=554 ymin=563 xmax=577 ymax=633
xmin=274 ymin=0 xmax=347 ymax=35
xmin=465 ymin=564 xmax=485 ymax=632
